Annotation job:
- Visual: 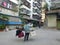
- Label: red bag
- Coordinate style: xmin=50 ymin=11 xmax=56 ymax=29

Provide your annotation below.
xmin=18 ymin=32 xmax=24 ymax=38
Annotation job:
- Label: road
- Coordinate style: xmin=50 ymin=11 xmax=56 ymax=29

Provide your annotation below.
xmin=0 ymin=28 xmax=60 ymax=45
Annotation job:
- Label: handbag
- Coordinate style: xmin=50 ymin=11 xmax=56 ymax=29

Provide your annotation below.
xmin=30 ymin=27 xmax=35 ymax=31
xmin=30 ymin=30 xmax=36 ymax=37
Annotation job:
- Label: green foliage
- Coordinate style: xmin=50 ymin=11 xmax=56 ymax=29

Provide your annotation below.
xmin=0 ymin=24 xmax=5 ymax=30
xmin=42 ymin=3 xmax=48 ymax=11
xmin=0 ymin=15 xmax=9 ymax=20
xmin=2 ymin=15 xmax=9 ymax=20
xmin=0 ymin=15 xmax=9 ymax=30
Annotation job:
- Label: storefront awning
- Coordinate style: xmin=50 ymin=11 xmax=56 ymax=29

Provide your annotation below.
xmin=6 ymin=21 xmax=22 ymax=25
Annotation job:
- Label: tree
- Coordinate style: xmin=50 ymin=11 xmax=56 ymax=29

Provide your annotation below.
xmin=42 ymin=3 xmax=48 ymax=11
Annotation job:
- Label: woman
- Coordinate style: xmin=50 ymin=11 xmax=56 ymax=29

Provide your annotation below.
xmin=16 ymin=27 xmax=22 ymax=36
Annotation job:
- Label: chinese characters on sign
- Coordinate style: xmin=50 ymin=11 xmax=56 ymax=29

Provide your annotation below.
xmin=2 ymin=2 xmax=7 ymax=7
xmin=2 ymin=1 xmax=12 ymax=9
xmin=0 ymin=0 xmax=17 ymax=11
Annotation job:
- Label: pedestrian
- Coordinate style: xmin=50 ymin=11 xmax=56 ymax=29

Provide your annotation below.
xmin=16 ymin=27 xmax=22 ymax=36
xmin=24 ymin=22 xmax=31 ymax=41
xmin=5 ymin=26 xmax=9 ymax=32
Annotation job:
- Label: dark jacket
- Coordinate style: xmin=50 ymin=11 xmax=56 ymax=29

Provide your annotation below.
xmin=16 ymin=30 xmax=22 ymax=36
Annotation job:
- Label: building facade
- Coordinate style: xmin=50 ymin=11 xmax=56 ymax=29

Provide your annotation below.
xmin=45 ymin=0 xmax=60 ymax=29
xmin=19 ymin=0 xmax=42 ymax=27
xmin=0 ymin=0 xmax=21 ymax=30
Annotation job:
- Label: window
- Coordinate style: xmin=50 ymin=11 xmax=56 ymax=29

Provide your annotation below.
xmin=33 ymin=2 xmax=37 ymax=7
xmin=33 ymin=15 xmax=41 ymax=19
xmin=33 ymin=8 xmax=37 ymax=13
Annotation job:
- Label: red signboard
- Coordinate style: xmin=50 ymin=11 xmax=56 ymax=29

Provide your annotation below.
xmin=2 ymin=2 xmax=7 ymax=7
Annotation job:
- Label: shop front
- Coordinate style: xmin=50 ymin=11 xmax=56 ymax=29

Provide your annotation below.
xmin=0 ymin=13 xmax=22 ymax=30
xmin=45 ymin=11 xmax=60 ymax=29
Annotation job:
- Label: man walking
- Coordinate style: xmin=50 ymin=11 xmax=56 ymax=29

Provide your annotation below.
xmin=24 ymin=22 xmax=31 ymax=41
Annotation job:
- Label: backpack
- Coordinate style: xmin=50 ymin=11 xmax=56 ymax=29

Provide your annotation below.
xmin=16 ymin=30 xmax=22 ymax=36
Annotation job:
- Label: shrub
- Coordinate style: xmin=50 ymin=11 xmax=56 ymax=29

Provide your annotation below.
xmin=0 ymin=24 xmax=5 ymax=30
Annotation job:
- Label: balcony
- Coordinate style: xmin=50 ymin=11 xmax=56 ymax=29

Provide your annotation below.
xmin=21 ymin=0 xmax=31 ymax=8
xmin=33 ymin=1 xmax=41 ymax=9
xmin=51 ymin=0 xmax=60 ymax=3
xmin=37 ymin=6 xmax=41 ymax=9
xmin=37 ymin=11 xmax=41 ymax=15
xmin=22 ymin=15 xmax=40 ymax=21
xmin=20 ymin=5 xmax=30 ymax=11
xmin=12 ymin=6 xmax=18 ymax=12
xmin=26 ymin=0 xmax=31 ymax=3
xmin=33 ymin=13 xmax=39 ymax=15
xmin=50 ymin=0 xmax=60 ymax=9
xmin=33 ymin=8 xmax=41 ymax=14
xmin=33 ymin=7 xmax=38 ymax=9
xmin=32 ymin=15 xmax=41 ymax=20
xmin=33 ymin=1 xmax=38 ymax=3
xmin=19 ymin=8 xmax=31 ymax=15
xmin=51 ymin=3 xmax=60 ymax=9
xmin=33 ymin=2 xmax=37 ymax=7
xmin=10 ymin=0 xmax=18 ymax=5
xmin=33 ymin=9 xmax=40 ymax=14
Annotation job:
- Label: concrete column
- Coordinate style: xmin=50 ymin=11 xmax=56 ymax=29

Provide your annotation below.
xmin=30 ymin=0 xmax=34 ymax=19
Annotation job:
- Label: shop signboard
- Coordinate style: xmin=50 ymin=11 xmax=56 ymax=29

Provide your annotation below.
xmin=0 ymin=0 xmax=17 ymax=11
xmin=2 ymin=1 xmax=7 ymax=7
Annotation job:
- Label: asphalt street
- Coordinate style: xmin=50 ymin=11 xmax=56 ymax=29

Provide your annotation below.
xmin=0 ymin=28 xmax=60 ymax=45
